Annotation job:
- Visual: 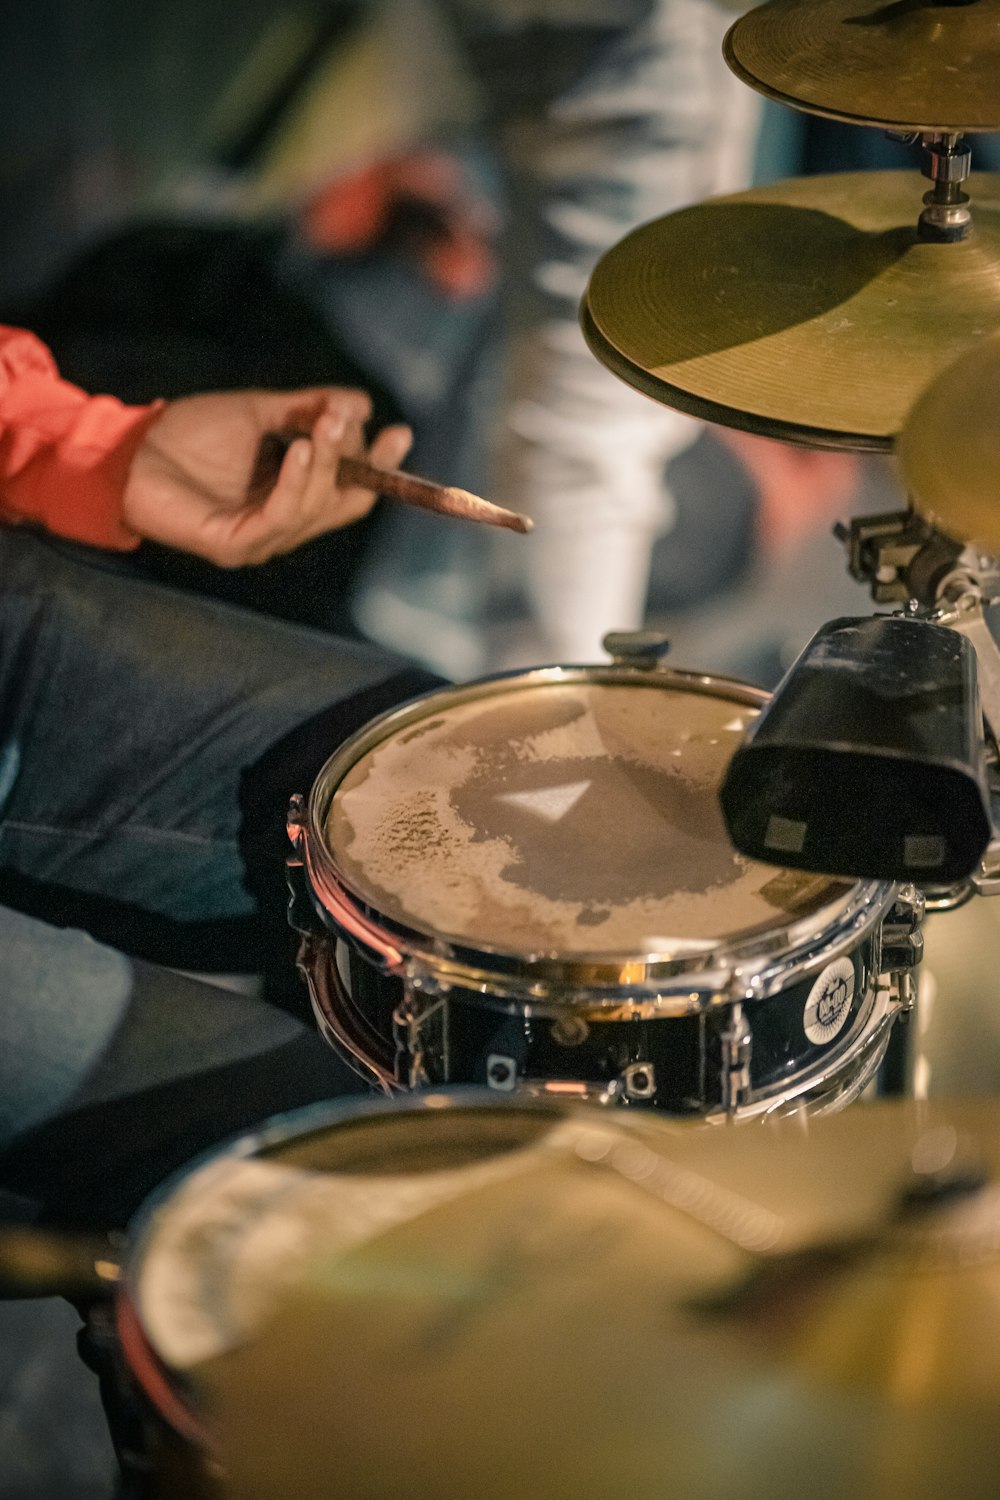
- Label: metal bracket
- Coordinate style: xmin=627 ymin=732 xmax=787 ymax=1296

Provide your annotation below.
xmin=834 ymin=509 xmax=961 ymax=605
xmin=880 ymin=884 xmax=926 ymax=974
xmin=719 ymin=1002 xmax=752 ymax=1113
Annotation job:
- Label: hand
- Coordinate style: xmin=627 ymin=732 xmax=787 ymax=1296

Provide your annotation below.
xmin=123 ymin=388 xmax=412 ymax=566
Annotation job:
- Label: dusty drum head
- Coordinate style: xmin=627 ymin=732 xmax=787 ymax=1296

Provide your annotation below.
xmin=307 ymin=668 xmax=870 ymax=996
xmin=291 ymin=668 xmax=903 ymax=1112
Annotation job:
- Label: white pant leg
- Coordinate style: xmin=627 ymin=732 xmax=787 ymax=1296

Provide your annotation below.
xmin=495 ymin=0 xmax=762 ymax=661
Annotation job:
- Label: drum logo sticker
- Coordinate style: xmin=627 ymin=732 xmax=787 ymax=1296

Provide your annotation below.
xmin=803 ymin=957 xmax=855 ymax=1046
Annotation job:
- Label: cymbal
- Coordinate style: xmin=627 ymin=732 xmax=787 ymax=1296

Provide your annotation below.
xmin=897 ymin=330 xmax=1000 ymax=549
xmin=582 ymin=169 xmax=1000 ymax=450
xmin=724 ymin=0 xmax=1000 ymax=133
xmin=182 ymin=1097 xmax=1000 ymax=1499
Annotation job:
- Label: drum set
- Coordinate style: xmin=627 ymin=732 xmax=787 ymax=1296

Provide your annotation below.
xmin=10 ymin=2 xmax=1000 ymax=1495
xmin=287 ymin=0 xmax=1000 ymax=1126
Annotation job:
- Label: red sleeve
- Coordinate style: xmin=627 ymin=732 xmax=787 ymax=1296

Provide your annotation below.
xmin=0 ymin=325 xmax=165 ymax=551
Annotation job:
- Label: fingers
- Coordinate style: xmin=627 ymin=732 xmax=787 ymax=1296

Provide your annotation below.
xmin=123 ymin=385 xmax=415 ymax=567
xmin=250 ymin=387 xmax=373 ymax=435
xmin=212 ymin=415 xmax=415 ymax=565
xmin=367 ymin=422 xmax=413 ymax=474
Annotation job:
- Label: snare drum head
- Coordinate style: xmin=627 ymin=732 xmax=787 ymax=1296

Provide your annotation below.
xmin=321 ymin=677 xmax=852 ymax=958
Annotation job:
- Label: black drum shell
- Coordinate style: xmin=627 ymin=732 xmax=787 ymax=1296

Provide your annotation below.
xmin=327 ymin=926 xmax=886 ymax=1113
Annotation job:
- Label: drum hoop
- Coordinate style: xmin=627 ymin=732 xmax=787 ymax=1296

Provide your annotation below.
xmin=120 ymin=1090 xmax=595 ymax=1442
xmin=301 ymin=662 xmax=894 ymax=1013
xmin=740 ymin=984 xmax=895 ymax=1116
xmin=306 ymin=860 xmax=896 ymax=1017
xmin=307 ymin=662 xmax=768 ymax=830
xmin=115 ymin=1289 xmax=210 ymax=1451
xmin=123 ymin=1090 xmax=593 ymax=1306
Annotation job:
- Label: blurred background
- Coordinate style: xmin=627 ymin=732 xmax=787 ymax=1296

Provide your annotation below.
xmin=6 ymin=0 xmax=976 ymax=691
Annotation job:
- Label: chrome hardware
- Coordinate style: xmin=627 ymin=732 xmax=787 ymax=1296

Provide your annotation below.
xmin=286 ymin=792 xmax=326 ymax=937
xmin=893 ymin=969 xmax=919 ymax=1015
xmin=720 ymin=1003 xmax=752 ymax=1113
xmin=286 ymin=792 xmax=307 ymax=850
xmin=918 ymin=133 xmax=972 ymax=243
xmin=920 ymin=881 xmax=977 ymax=912
xmin=880 ymin=884 xmax=926 ymax=973
xmin=394 ymin=988 xmax=447 ymax=1089
xmin=486 ymin=1054 xmax=518 ymax=1092
xmin=834 ymin=510 xmax=963 ymax=606
xmin=973 ymin=840 xmax=1000 ymax=896
xmin=622 ymin=1063 xmax=657 ymax=1101
xmin=834 ymin=509 xmax=1000 ymax=616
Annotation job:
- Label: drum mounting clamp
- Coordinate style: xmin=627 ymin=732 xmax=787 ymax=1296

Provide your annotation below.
xmin=880 ymin=884 xmax=926 ymax=1015
xmin=881 ymin=884 xmax=925 ymax=971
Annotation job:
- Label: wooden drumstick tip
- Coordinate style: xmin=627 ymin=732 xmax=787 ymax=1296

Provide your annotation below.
xmin=434 ymin=482 xmax=534 ymax=534
xmin=338 ymin=454 xmax=534 ymax=534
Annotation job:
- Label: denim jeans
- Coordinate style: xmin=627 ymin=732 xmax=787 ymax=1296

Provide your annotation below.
xmin=0 ymin=526 xmax=441 ymax=1222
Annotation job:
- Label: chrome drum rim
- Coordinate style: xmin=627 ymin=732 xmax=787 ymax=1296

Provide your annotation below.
xmin=301 ymin=665 xmax=898 ymax=1019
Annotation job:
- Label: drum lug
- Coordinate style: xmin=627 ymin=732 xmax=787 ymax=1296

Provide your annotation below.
xmin=720 ymin=1002 xmax=752 ymax=1113
xmin=286 ymin=792 xmax=307 ymax=851
xmin=394 ymin=980 xmax=448 ymax=1088
xmin=285 ymin=853 xmax=326 ymax=938
xmin=881 ymin=931 xmax=925 ymax=976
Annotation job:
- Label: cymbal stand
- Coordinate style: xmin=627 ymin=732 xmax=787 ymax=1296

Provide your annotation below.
xmin=887 ymin=131 xmax=973 ymax=243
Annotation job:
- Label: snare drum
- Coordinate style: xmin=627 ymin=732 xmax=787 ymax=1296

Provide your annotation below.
xmin=288 ymin=661 xmax=923 ymax=1117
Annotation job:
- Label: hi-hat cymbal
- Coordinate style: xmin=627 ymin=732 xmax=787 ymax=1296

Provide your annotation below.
xmin=897 ymin=330 xmax=1000 ymax=549
xmin=582 ymin=169 xmax=1000 ymax=451
xmin=187 ymin=1097 xmax=1000 ymax=1499
xmin=724 ymin=0 xmax=1000 ymax=133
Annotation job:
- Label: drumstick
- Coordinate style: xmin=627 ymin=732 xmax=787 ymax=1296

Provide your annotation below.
xmin=251 ymin=430 xmax=533 ymax=534
xmin=337 ymin=454 xmax=533 ymax=534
